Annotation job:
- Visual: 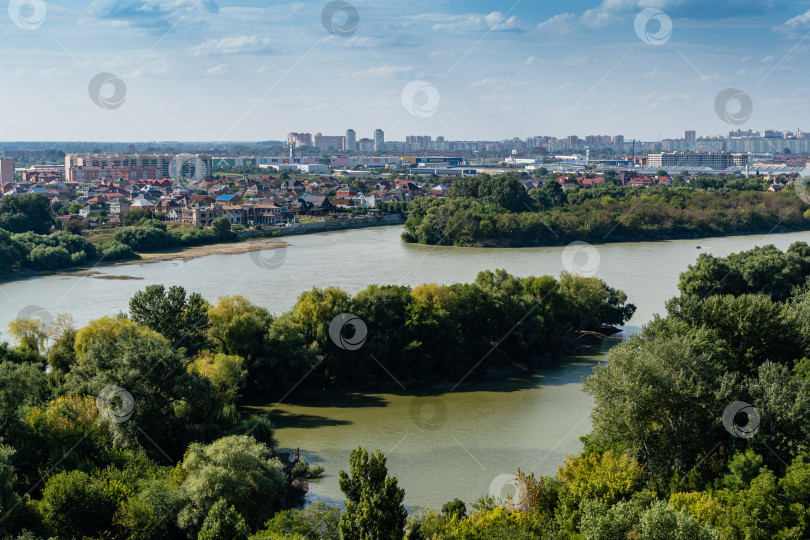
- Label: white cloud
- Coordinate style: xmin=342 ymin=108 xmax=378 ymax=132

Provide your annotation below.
xmin=87 ymin=0 xmax=219 ymax=30
xmin=525 ymin=56 xmax=536 ymax=65
xmin=471 ymin=77 xmax=497 ymax=87
xmin=537 ymin=13 xmax=576 ymax=34
xmin=761 ymin=55 xmax=774 ymax=62
xmin=191 ymin=36 xmax=272 ymax=56
xmin=205 ymin=64 xmax=230 ymax=77
xmin=409 ymin=11 xmax=524 ymax=33
xmin=774 ymin=9 xmax=810 ymax=37
xmin=350 ymin=65 xmax=414 ymax=78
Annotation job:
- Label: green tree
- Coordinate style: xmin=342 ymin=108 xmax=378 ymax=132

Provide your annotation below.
xmin=7 ymin=317 xmax=48 ymax=352
xmin=0 ymin=193 xmax=54 ymax=234
xmin=39 ymin=469 xmax=126 ymax=539
xmin=210 ymin=217 xmax=235 ymax=240
xmin=0 ymin=229 xmax=24 ymax=272
xmin=338 ymin=447 xmax=407 ymax=540
xmin=637 ymin=501 xmax=718 ymax=540
xmin=0 ymin=361 xmax=47 ymax=437
xmin=197 ymin=497 xmax=250 ymax=540
xmin=257 ymin=501 xmax=340 ymax=540
xmin=129 ymin=284 xmax=211 ymax=354
xmin=175 ymin=435 xmax=286 ymax=535
xmin=207 ymin=296 xmax=273 ymax=360
xmin=0 ymin=445 xmax=25 ymax=536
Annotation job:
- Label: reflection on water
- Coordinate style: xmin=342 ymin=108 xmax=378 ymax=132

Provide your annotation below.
xmin=264 ymin=338 xmax=624 ymax=509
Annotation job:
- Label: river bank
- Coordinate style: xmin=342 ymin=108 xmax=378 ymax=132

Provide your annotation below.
xmin=0 ymin=238 xmax=290 ymax=284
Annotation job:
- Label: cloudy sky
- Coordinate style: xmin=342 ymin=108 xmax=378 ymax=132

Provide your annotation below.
xmin=2 ymin=0 xmax=810 ymax=142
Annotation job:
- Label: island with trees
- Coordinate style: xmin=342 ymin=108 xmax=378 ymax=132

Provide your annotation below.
xmin=403 ymin=174 xmax=810 ymax=247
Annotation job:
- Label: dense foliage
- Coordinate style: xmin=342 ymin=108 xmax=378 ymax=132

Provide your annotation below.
xmin=4 ymin=241 xmax=810 ymax=538
xmin=0 ymin=194 xmax=136 ymax=272
xmin=0 ymin=194 xmax=54 ymax=235
xmin=114 ymin=217 xmax=236 ymax=252
xmin=401 ymin=242 xmax=810 ymax=538
xmin=242 ymin=270 xmax=634 ymax=395
xmin=0 ymin=270 xmax=631 ymax=538
xmin=403 ymin=175 xmax=810 ymax=246
xmin=0 ymin=194 xmax=236 ymax=274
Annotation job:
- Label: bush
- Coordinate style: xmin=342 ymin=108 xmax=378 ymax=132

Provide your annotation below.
xmin=115 ymin=224 xmax=178 ymax=251
xmin=98 ymin=240 xmax=137 ymax=261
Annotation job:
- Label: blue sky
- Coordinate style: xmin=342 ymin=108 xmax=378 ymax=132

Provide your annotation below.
xmin=2 ymin=0 xmax=810 ymax=142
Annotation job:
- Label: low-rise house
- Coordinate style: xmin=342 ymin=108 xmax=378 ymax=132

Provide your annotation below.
xmin=181 ymin=205 xmax=222 ymax=227
xmin=628 ymin=176 xmax=654 ymax=187
xmin=220 ymin=205 xmax=248 ymax=225
xmin=131 ymin=197 xmax=156 ymax=211
xmin=383 ymin=190 xmax=412 ymax=203
xmin=251 ymin=203 xmax=285 ymax=225
xmin=215 ymin=194 xmax=242 ymax=205
xmin=580 ymin=177 xmax=605 ymax=187
xmin=189 ymin=195 xmax=215 ymax=206
xmin=110 ymin=201 xmax=131 ymax=215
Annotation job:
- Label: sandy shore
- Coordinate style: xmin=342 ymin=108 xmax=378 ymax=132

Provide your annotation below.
xmin=135 ymin=239 xmax=291 ymax=263
xmin=0 ymin=239 xmax=291 ymax=283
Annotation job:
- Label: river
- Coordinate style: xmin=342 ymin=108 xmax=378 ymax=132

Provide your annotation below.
xmin=1 ymin=225 xmax=808 ymax=508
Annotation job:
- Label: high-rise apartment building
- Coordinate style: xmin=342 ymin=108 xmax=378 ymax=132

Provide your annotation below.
xmin=313 ymin=133 xmax=345 ymax=152
xmin=374 ymin=129 xmax=385 ymax=151
xmin=287 ymin=133 xmax=313 ymax=147
xmin=345 ymin=129 xmax=356 ymax=151
xmin=0 ymin=159 xmax=14 ymax=185
xmin=647 ymin=152 xmax=749 ymax=170
xmin=64 ymin=154 xmax=212 ymax=182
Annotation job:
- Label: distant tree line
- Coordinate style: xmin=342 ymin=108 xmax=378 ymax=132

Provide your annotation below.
xmin=0 ymin=194 xmax=239 ymax=274
xmin=0 ymin=194 xmax=135 ymax=272
xmin=403 ymin=174 xmax=809 ymax=246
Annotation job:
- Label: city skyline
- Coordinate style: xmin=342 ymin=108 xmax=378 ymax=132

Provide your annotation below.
xmin=1 ymin=1 xmax=810 ymax=142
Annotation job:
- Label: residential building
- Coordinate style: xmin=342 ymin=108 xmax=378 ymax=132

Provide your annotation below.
xmin=345 ymin=129 xmax=356 ymax=151
xmin=110 ymin=201 xmax=130 ymax=215
xmin=314 ymin=133 xmax=345 ymax=152
xmin=287 ymin=132 xmax=313 ymax=147
xmin=374 ymin=129 xmax=385 ymax=151
xmin=0 ymin=159 xmax=13 ymax=184
xmin=64 ymin=153 xmax=212 ymax=182
xmin=647 ymin=152 xmax=751 ymax=170
xmin=180 ymin=206 xmax=221 ymax=227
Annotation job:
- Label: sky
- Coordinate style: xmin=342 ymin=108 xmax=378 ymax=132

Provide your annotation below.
xmin=2 ymin=0 xmax=810 ymax=142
